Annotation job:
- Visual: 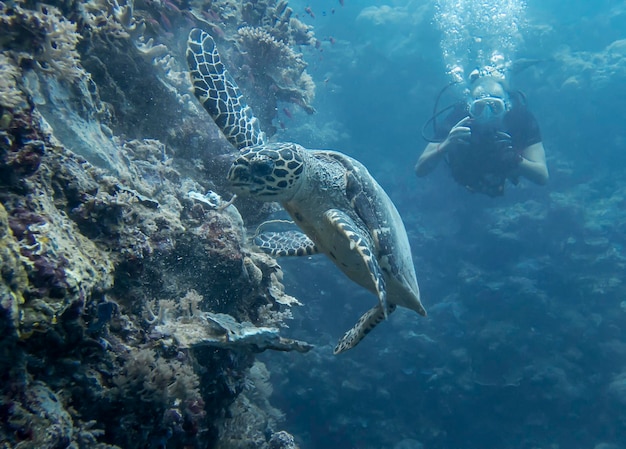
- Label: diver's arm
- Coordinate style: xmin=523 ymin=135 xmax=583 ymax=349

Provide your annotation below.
xmin=415 ymin=117 xmax=471 ymax=177
xmin=415 ymin=142 xmax=446 ymax=176
xmin=515 ymin=142 xmax=549 ymax=185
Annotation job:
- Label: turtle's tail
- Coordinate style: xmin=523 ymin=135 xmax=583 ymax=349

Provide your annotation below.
xmin=333 ymin=303 xmax=397 ymax=355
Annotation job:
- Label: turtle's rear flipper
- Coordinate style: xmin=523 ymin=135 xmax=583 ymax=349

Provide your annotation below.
xmin=254 ymin=230 xmax=319 ymax=257
xmin=334 ymin=303 xmax=397 ymax=354
xmin=186 ymin=28 xmax=265 ymax=150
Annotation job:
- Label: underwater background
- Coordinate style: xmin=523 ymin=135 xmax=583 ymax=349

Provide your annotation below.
xmin=262 ymin=1 xmax=626 ymax=448
xmin=1 ymin=0 xmax=626 ymax=448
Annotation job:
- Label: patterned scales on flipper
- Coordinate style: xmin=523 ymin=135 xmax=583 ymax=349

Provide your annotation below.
xmin=336 ymin=153 xmax=400 ymax=279
xmin=254 ymin=230 xmax=319 ymax=257
xmin=186 ymin=28 xmax=265 ymax=150
xmin=334 ymin=303 xmax=397 ymax=354
xmin=323 ymin=209 xmax=389 ymax=316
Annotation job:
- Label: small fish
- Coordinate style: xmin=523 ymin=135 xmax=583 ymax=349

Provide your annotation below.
xmin=211 ymin=24 xmax=225 ymax=39
xmin=163 ymin=0 xmax=181 ymax=13
xmin=339 ymin=0 xmax=344 ymax=6
xmin=202 ymin=9 xmax=221 ymax=22
xmin=283 ymin=107 xmax=293 ymax=119
xmin=145 ymin=17 xmax=163 ymax=33
xmin=159 ymin=11 xmax=172 ymax=32
xmin=315 ymin=39 xmax=322 ymax=49
xmin=329 ymin=36 xmax=336 ymax=45
xmin=279 ymin=121 xmax=286 ymax=130
xmin=304 ymin=6 xmax=315 ymax=18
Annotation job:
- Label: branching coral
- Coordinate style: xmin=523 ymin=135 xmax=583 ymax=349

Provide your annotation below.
xmin=285 ymin=14 xmax=314 ymax=46
xmin=109 ymin=346 xmax=205 ymax=447
xmin=214 ymin=361 xmax=293 ymax=448
xmin=241 ymin=0 xmax=272 ymax=27
xmin=36 ymin=5 xmax=85 ymax=81
xmin=244 ymin=361 xmax=286 ymax=425
xmin=217 ymin=384 xmax=299 ymax=449
xmin=235 ymin=26 xmax=316 ymax=130
xmin=0 ymin=3 xmax=87 ymax=83
xmin=238 ymin=26 xmax=307 ymax=78
xmin=81 ymin=0 xmax=173 ymax=75
xmin=82 ymin=0 xmax=133 ymax=42
xmin=239 ymin=0 xmax=315 ymax=47
xmin=112 ymin=347 xmax=201 ymax=404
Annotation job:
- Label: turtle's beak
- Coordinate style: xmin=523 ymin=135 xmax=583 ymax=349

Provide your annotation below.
xmin=227 ymin=163 xmax=253 ymax=194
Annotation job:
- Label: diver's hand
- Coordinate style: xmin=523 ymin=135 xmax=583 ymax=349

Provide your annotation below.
xmin=494 ymin=131 xmax=513 ymax=152
xmin=494 ymin=132 xmax=522 ymax=169
xmin=439 ymin=117 xmax=472 ymax=153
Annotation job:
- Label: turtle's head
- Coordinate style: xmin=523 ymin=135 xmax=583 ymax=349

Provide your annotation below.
xmin=227 ymin=143 xmax=306 ymax=201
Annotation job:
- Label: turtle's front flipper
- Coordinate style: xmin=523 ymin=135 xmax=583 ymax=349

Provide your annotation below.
xmin=186 ymin=28 xmax=265 ymax=150
xmin=323 ymin=209 xmax=389 ymax=317
xmin=254 ymin=230 xmax=319 ymax=257
xmin=334 ymin=303 xmax=397 ymax=354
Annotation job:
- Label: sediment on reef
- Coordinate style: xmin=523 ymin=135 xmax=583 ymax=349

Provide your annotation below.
xmin=0 ymin=1 xmax=316 ymax=447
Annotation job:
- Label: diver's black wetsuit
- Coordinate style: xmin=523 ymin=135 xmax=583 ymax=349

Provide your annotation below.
xmin=435 ymin=92 xmax=542 ymax=196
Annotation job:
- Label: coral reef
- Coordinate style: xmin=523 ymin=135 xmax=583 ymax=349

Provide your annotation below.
xmin=0 ymin=100 xmax=304 ymax=446
xmin=0 ymin=0 xmax=315 ymax=447
xmin=555 ymin=39 xmax=626 ymax=90
xmin=235 ymin=25 xmax=316 ymax=133
xmin=188 ymin=0 xmax=317 ymax=136
xmin=215 ymin=362 xmax=299 ymax=449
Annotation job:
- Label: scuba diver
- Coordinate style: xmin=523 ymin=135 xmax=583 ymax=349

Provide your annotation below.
xmin=415 ymin=68 xmax=549 ymax=197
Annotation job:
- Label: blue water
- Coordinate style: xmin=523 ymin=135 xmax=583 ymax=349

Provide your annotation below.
xmin=260 ymin=1 xmax=626 ymax=448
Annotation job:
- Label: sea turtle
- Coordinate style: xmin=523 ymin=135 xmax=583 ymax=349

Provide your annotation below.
xmin=186 ymin=28 xmax=426 ymax=353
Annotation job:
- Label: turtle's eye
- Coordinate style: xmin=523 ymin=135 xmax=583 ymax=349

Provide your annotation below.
xmin=250 ymin=159 xmax=274 ymax=177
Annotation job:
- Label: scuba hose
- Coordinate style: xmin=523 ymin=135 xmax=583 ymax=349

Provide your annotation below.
xmin=423 ymin=56 xmax=543 ymax=143
xmin=421 ymin=80 xmax=465 ymax=143
xmin=420 ymin=81 xmax=527 ymax=143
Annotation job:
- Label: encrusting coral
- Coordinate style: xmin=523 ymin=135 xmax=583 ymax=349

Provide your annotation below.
xmin=0 ymin=54 xmax=26 ymax=110
xmin=0 ymin=203 xmax=28 ymax=338
xmin=0 ymin=90 xmax=305 ymax=447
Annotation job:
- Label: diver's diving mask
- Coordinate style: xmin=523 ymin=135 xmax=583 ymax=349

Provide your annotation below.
xmin=468 ymin=95 xmax=508 ymax=123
